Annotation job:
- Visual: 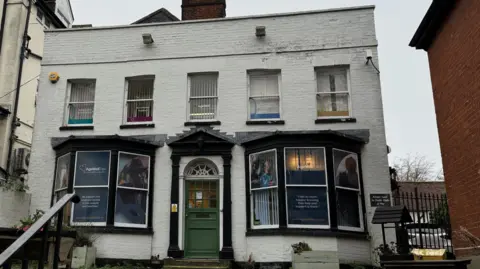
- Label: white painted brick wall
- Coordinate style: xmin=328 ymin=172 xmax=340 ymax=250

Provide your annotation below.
xmin=337 ymin=238 xmax=372 ymax=264
xmin=0 ymin=190 xmax=31 ymax=228
xmin=247 ymin=236 xmax=338 ymax=262
xmin=41 ymin=7 xmax=377 ymax=66
xmin=28 ymin=6 xmax=391 ymax=263
xmin=94 ymin=234 xmax=153 ymax=260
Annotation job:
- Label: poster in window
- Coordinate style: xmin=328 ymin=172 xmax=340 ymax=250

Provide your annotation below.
xmin=250 ymin=150 xmax=277 ymax=190
xmin=285 ymin=148 xmax=326 ymax=185
xmin=75 ymin=151 xmax=110 ymax=186
xmin=54 ymin=154 xmax=70 ymax=191
xmin=72 ymin=187 xmax=108 ymax=223
xmin=117 ymin=152 xmax=150 ymax=189
xmin=333 ymin=149 xmax=359 ymax=189
xmin=287 ymin=187 xmax=329 ymax=225
xmin=115 ymin=188 xmax=147 ymax=225
xmin=115 ymin=152 xmax=150 ymax=225
xmin=336 ymin=188 xmax=361 ymax=228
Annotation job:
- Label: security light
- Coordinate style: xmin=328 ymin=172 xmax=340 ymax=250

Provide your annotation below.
xmin=142 ymin=33 xmax=154 ymax=44
xmin=365 ymin=49 xmax=373 ymax=60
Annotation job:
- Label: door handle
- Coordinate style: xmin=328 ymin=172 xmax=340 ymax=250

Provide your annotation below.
xmin=185 ymin=213 xmax=188 ymax=218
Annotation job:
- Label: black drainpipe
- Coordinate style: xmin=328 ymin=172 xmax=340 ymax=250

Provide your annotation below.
xmin=0 ymin=0 xmax=9 ymax=54
xmin=6 ymin=0 xmax=33 ymax=176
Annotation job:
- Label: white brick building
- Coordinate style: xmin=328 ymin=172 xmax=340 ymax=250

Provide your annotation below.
xmin=28 ymin=2 xmax=390 ymax=267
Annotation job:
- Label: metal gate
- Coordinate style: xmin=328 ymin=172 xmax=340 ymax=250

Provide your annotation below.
xmin=393 ymin=188 xmax=453 ymax=253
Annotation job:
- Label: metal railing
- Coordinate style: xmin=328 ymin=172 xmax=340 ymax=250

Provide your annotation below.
xmin=393 ymin=188 xmax=453 ymax=253
xmin=0 ymin=193 xmax=80 ymax=269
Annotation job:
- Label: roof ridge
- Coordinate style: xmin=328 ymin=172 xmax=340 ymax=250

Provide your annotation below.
xmin=132 ymin=7 xmax=179 ymax=25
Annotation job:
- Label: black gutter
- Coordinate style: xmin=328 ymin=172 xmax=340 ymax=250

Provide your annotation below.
xmin=0 ymin=0 xmax=8 ymax=54
xmin=6 ymin=0 xmax=33 ymax=176
xmin=409 ymin=0 xmax=457 ymax=51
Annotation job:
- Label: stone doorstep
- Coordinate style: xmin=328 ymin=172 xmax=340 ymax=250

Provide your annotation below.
xmin=163 ymin=265 xmax=230 ymax=269
xmin=294 ymin=263 xmax=340 ymax=269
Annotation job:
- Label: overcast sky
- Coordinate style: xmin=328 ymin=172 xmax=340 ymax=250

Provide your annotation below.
xmin=69 ymin=0 xmax=441 ymax=171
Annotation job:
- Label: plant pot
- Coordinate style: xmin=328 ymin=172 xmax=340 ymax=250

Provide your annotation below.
xmin=71 ymin=246 xmax=96 ymax=269
xmin=292 ymin=251 xmax=339 ymax=269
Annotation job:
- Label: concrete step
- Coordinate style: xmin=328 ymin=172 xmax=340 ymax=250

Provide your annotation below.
xmin=163 ymin=259 xmax=231 ymax=269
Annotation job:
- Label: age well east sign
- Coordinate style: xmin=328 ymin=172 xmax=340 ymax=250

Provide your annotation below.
xmin=370 ymin=193 xmax=392 ymax=207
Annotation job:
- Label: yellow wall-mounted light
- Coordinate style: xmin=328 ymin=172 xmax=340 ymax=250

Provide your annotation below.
xmin=48 ymin=72 xmax=60 ymax=83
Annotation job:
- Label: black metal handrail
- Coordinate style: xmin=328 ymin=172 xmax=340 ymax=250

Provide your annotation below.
xmin=0 ymin=193 xmax=80 ymax=269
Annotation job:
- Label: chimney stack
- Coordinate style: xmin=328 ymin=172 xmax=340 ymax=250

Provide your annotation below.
xmin=182 ymin=0 xmax=226 ymax=21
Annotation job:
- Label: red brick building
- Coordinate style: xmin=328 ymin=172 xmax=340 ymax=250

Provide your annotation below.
xmin=410 ymin=0 xmax=480 ymax=259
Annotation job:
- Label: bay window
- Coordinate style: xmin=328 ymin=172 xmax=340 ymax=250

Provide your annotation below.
xmin=52 ymin=136 xmax=157 ymax=232
xmin=244 ymin=133 xmax=366 ymax=236
xmin=249 ymin=149 xmax=279 ymax=228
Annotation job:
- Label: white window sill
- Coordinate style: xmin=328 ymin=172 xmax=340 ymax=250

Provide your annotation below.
xmin=338 ymin=226 xmax=364 ymax=232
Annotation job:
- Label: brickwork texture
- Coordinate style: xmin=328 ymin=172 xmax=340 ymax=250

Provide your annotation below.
xmin=427 ymin=0 xmax=480 ymax=258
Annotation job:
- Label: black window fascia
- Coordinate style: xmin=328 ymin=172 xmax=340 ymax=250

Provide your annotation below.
xmin=243 ymin=133 xmax=367 ymax=237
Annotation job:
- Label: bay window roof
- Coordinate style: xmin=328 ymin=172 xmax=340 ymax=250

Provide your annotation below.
xmin=52 ymin=134 xmax=164 ymax=150
xmin=240 ymin=129 xmax=369 ymax=146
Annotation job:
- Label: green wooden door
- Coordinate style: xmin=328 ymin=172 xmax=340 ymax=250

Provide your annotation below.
xmin=185 ymin=180 xmax=219 ymax=258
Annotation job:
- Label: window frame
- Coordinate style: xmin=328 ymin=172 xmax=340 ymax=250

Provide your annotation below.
xmin=332 ymin=148 xmax=364 ymax=232
xmin=315 ymin=66 xmax=352 ymax=119
xmin=249 ymin=148 xmax=280 ymax=230
xmin=64 ymin=79 xmax=96 ymax=127
xmin=284 ymin=147 xmax=330 ymax=229
xmin=247 ymin=70 xmax=282 ymax=121
xmin=36 ymin=9 xmax=44 ymax=23
xmin=186 ymin=72 xmax=219 ymax=122
xmin=123 ymin=76 xmax=155 ymax=125
xmin=45 ymin=18 xmax=51 ymax=28
xmin=70 ymin=150 xmax=111 ymax=227
xmin=54 ymin=153 xmax=70 ymax=195
xmin=114 ymin=151 xmax=151 ymax=229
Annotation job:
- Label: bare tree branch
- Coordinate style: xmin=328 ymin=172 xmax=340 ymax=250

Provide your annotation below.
xmin=393 ymin=154 xmax=442 ymax=182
